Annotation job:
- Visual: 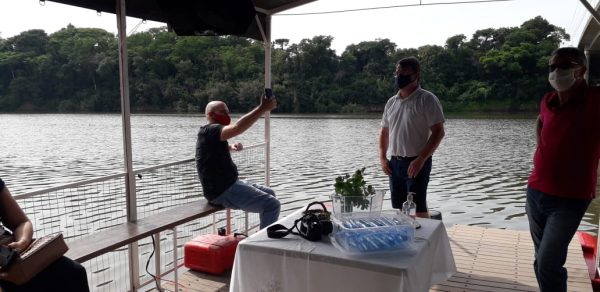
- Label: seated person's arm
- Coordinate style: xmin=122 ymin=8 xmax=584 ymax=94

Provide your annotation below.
xmin=0 ymin=183 xmax=33 ymax=252
xmin=221 ymin=96 xmax=277 ymax=141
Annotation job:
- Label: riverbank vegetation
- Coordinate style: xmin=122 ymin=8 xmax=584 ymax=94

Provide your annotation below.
xmin=0 ymin=16 xmax=566 ymax=114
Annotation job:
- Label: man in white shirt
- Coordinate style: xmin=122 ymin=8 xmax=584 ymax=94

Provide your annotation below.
xmin=378 ymin=57 xmax=445 ymax=218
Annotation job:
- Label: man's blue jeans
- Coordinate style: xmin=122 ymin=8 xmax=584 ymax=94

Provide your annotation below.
xmin=526 ymin=187 xmax=591 ymax=292
xmin=211 ymin=179 xmax=280 ymax=229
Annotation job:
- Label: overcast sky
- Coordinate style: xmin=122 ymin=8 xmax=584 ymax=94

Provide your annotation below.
xmin=0 ymin=0 xmax=594 ymax=54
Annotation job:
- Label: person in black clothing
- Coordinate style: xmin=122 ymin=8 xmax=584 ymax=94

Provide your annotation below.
xmin=0 ymin=178 xmax=89 ymax=292
xmin=196 ymin=95 xmax=280 ymax=229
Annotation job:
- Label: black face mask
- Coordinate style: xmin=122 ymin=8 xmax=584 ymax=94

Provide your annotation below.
xmin=395 ymin=74 xmax=414 ymax=89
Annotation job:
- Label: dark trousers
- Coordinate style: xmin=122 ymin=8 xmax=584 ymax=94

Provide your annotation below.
xmin=0 ymin=256 xmax=89 ymax=292
xmin=388 ymin=156 xmax=432 ymax=212
xmin=526 ymin=187 xmax=591 ymax=292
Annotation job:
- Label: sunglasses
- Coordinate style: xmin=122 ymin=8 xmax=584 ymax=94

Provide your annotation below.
xmin=548 ymin=61 xmax=582 ymax=72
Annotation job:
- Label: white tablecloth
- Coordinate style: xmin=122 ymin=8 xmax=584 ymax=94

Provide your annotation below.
xmin=230 ymin=208 xmax=456 ymax=292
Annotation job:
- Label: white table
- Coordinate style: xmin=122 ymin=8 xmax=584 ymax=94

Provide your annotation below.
xmin=230 ymin=207 xmax=456 ymax=292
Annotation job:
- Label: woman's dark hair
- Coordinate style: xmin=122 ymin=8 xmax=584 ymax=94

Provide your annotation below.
xmin=552 ymin=47 xmax=587 ymax=66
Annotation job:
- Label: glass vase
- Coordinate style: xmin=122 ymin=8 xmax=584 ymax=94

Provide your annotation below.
xmin=330 ymin=189 xmax=385 ymax=219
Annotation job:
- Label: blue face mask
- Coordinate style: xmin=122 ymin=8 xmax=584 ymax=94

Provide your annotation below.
xmin=395 ymin=74 xmax=413 ymax=89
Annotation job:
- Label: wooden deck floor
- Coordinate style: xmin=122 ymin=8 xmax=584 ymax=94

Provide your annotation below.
xmin=431 ymin=225 xmax=592 ymax=292
xmin=158 ymin=270 xmax=230 ymax=292
xmin=156 ymin=224 xmax=593 ymax=292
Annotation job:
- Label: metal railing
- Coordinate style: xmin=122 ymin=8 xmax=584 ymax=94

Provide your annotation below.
xmin=574 ymin=0 xmax=600 ymax=47
xmin=13 ymin=143 xmax=265 ymax=291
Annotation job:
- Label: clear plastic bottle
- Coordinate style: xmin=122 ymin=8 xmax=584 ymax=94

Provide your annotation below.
xmin=402 ymin=192 xmax=417 ymax=220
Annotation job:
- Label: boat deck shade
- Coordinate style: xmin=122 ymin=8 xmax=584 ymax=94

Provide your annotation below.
xmin=158 ymin=0 xmax=256 ymax=36
xmin=45 ymin=0 xmax=317 ymax=40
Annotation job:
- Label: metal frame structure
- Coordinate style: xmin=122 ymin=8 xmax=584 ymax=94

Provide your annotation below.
xmin=576 ymin=0 xmax=600 ymax=278
xmin=27 ymin=0 xmax=598 ymax=289
xmin=36 ymin=1 xmax=317 ymax=290
xmin=578 ymin=0 xmax=600 ymax=85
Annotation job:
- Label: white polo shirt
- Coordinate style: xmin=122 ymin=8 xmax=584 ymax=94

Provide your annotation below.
xmin=381 ymin=87 xmax=445 ymax=157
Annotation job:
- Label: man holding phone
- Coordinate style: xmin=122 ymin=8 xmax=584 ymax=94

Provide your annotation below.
xmin=195 ymin=93 xmax=280 ymax=229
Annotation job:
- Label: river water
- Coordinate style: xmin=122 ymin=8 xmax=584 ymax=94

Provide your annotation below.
xmin=1 ymin=114 xmax=598 ymax=233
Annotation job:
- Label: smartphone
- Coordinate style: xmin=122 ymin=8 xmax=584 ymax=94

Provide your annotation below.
xmin=265 ymin=88 xmax=273 ymax=99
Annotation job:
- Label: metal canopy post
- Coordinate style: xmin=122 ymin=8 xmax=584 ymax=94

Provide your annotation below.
xmin=578 ymin=0 xmax=600 ymax=279
xmin=117 ymin=0 xmax=136 ymax=224
xmin=256 ymin=14 xmax=272 ymax=186
xmin=116 ymin=0 xmax=140 ymax=290
xmin=579 ymin=0 xmax=600 ymax=84
xmin=579 ymin=0 xmax=600 ymax=27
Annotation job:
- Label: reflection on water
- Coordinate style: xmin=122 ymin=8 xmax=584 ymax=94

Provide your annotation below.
xmin=1 ymin=114 xmax=598 ymax=233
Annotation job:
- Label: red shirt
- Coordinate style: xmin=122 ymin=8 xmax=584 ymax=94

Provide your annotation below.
xmin=528 ymin=86 xmax=600 ymax=200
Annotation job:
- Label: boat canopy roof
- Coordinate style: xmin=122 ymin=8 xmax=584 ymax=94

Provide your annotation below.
xmin=46 ymin=0 xmax=316 ymax=40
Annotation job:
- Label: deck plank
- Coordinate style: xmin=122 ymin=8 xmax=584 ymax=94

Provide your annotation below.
xmin=157 ymin=269 xmax=230 ymax=292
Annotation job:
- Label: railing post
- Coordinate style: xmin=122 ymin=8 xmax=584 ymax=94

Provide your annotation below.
xmin=172 ymin=227 xmax=178 ymax=288
xmin=154 ymin=233 xmax=161 ymax=288
xmin=256 ymin=14 xmax=272 ymax=187
xmin=226 ymin=208 xmax=232 ymax=234
xmin=116 ymin=0 xmax=139 ymax=290
xmin=245 ymin=211 xmax=249 ymax=235
xmin=212 ymin=213 xmax=217 ymax=234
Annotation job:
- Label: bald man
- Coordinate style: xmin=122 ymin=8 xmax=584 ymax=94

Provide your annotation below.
xmin=195 ymin=96 xmax=280 ymax=229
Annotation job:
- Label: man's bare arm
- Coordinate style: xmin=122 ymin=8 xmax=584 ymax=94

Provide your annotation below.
xmin=220 ymin=96 xmax=276 ymax=141
xmin=379 ymin=127 xmax=391 ymax=176
xmin=418 ymin=122 xmax=445 ymax=161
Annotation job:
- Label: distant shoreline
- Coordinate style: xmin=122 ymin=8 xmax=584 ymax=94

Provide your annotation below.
xmin=0 ymin=111 xmax=538 ymax=119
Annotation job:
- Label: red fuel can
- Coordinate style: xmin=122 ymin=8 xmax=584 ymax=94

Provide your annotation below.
xmin=184 ymin=233 xmax=245 ymax=275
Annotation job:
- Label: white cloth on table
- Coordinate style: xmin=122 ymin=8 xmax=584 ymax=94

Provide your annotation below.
xmin=230 ymin=207 xmax=456 ymax=292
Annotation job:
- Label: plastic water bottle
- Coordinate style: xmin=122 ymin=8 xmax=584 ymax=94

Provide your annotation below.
xmin=402 ymin=192 xmax=417 ymax=220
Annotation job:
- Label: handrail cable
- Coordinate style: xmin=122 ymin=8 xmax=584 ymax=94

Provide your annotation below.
xmin=129 ymin=19 xmax=146 ymax=36
xmin=277 ymin=0 xmax=513 ymax=16
xmin=13 ymin=142 xmax=266 ymax=200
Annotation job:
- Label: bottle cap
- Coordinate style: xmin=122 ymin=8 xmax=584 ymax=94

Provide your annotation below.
xmin=407 ymin=192 xmax=415 ymax=200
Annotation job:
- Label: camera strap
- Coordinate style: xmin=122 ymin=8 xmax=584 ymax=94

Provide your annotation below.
xmin=267 ymin=218 xmax=302 ymax=239
xmin=267 ymin=201 xmax=333 ymax=242
xmin=267 ymin=213 xmax=327 ymax=242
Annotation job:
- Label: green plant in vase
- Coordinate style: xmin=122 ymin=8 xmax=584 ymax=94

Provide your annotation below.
xmin=334 ymin=167 xmax=375 ymax=212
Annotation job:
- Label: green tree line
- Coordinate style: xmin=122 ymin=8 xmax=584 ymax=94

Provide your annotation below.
xmin=0 ymin=16 xmax=567 ymax=113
